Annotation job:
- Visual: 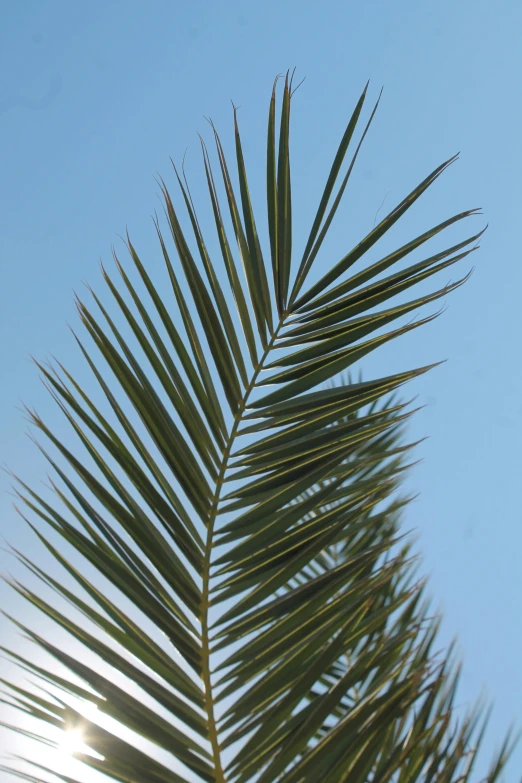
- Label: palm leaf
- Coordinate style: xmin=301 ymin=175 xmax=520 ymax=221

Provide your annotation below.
xmin=1 ymin=75 xmax=516 ymax=783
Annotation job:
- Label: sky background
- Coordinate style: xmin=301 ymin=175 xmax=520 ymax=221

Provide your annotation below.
xmin=1 ymin=0 xmax=521 ymax=780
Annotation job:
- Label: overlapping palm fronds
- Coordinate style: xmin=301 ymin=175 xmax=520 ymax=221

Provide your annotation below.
xmin=1 ymin=73 xmax=516 ymax=782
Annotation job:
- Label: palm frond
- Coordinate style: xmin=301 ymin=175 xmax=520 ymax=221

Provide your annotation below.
xmin=1 ymin=75 xmax=515 ymax=783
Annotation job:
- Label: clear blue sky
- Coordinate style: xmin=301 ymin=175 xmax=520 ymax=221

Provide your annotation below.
xmin=1 ymin=0 xmax=521 ymax=779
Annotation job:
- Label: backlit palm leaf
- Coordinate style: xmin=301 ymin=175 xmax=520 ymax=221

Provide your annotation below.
xmin=1 ymin=75 xmax=516 ymax=782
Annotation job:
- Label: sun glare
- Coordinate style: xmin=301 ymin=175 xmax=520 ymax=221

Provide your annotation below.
xmin=59 ymin=728 xmax=86 ymax=757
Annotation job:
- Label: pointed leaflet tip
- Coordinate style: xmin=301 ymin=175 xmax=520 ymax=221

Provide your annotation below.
xmin=203 ymin=115 xmax=217 ymax=133
xmin=290 ymin=76 xmax=306 ymax=98
xmin=289 ymin=67 xmax=306 ymax=98
xmin=231 ymin=101 xmax=241 ymax=134
xmin=272 ymin=73 xmax=283 ymax=95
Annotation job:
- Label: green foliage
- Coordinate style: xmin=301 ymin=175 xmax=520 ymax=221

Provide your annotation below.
xmin=1 ymin=73 xmax=517 ymax=782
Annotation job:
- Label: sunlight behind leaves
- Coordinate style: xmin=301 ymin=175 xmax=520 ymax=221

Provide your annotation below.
xmin=59 ymin=728 xmax=86 ymax=757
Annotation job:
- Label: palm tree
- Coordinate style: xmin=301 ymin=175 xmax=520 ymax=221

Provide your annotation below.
xmin=0 ymin=73 xmax=517 ymax=782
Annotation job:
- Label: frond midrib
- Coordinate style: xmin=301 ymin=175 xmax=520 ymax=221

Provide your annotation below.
xmin=201 ymin=317 xmax=285 ymax=781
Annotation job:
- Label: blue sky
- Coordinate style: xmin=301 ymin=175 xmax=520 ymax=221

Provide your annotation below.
xmin=1 ymin=0 xmax=521 ymax=779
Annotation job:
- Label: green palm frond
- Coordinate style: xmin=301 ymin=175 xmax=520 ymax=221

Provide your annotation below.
xmin=1 ymin=74 xmax=516 ymax=783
